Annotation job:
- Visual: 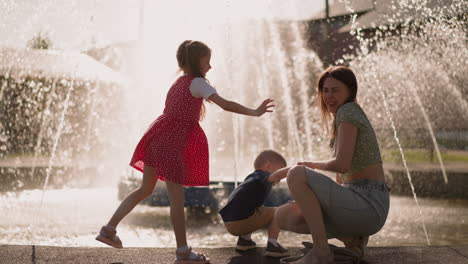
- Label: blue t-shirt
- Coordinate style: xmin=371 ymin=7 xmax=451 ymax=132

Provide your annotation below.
xmin=219 ymin=170 xmax=272 ymax=222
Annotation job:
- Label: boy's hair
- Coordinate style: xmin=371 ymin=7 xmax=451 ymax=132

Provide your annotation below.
xmin=176 ymin=40 xmax=211 ymax=78
xmin=254 ymin=150 xmax=287 ymax=170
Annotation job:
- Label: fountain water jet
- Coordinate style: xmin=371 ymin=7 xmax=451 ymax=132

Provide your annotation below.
xmin=376 ymin=76 xmax=431 ymax=245
xmin=268 ymin=21 xmax=305 ymax=161
xmin=408 ymin=81 xmax=448 ymax=184
xmin=30 ymin=79 xmax=57 ymax=185
xmin=39 ymin=77 xmax=75 ymax=207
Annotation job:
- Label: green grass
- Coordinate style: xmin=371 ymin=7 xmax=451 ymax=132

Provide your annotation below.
xmin=382 ymin=149 xmax=468 ymax=163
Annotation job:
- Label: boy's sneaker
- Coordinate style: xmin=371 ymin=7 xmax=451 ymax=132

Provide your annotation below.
xmin=235 ymin=237 xmax=257 ymax=251
xmin=265 ymin=241 xmax=290 ymax=257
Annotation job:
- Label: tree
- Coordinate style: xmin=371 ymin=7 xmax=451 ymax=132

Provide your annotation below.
xmin=27 ymin=32 xmax=52 ymax=50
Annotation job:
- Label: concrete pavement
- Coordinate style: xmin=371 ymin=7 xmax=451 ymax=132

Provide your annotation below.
xmin=1 ymin=245 xmax=468 ymax=264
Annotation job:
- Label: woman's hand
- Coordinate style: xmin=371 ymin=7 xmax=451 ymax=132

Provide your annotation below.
xmin=297 ymin=161 xmax=317 ymax=169
xmin=254 ymin=99 xmax=275 ymax=116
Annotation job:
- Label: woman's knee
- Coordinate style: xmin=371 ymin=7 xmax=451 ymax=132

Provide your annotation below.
xmin=275 ymin=203 xmax=304 ymax=229
xmin=287 ymin=203 xmax=304 ymax=225
xmin=287 ymin=165 xmax=307 ymax=187
xmin=275 ymin=204 xmax=290 ymax=228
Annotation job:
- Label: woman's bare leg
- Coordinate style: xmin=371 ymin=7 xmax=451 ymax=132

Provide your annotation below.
xmin=166 ymin=180 xmax=187 ymax=248
xmin=287 ymin=165 xmax=334 ymax=264
xmin=337 ymin=236 xmax=369 ymax=257
xmin=275 ymin=202 xmax=309 ymax=234
xmin=107 ymin=165 xmax=158 ymax=227
xmin=268 ymin=212 xmax=281 ymax=240
xmin=337 ymin=237 xmax=354 ymax=246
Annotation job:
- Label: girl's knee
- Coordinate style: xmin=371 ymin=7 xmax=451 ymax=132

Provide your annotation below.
xmin=136 ymin=181 xmax=155 ymax=199
xmin=286 ymin=165 xmax=307 ymax=186
xmin=136 ymin=187 xmax=154 ymax=199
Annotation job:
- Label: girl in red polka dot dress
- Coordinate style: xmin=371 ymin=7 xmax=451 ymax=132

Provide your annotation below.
xmin=96 ymin=40 xmax=274 ymax=263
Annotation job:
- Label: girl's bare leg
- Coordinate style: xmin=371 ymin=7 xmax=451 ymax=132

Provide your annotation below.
xmin=165 ymin=180 xmax=187 ymax=248
xmin=287 ymin=165 xmax=334 ymax=264
xmin=112 ymin=174 xmax=206 ymax=261
xmin=165 ymin=180 xmax=209 ymax=261
xmin=107 ymin=165 xmax=158 ymax=227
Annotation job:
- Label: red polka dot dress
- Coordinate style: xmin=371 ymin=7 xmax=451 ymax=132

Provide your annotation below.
xmin=130 ymin=75 xmax=209 ymax=186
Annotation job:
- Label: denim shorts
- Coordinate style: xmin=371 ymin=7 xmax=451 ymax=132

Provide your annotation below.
xmin=304 ymin=167 xmax=390 ymax=238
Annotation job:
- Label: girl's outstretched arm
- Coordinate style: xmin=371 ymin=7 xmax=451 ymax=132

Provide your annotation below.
xmin=208 ymin=94 xmax=274 ymax=117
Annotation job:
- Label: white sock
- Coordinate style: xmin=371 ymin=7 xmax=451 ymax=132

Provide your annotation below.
xmin=241 ymin=234 xmax=252 ymax=240
xmin=177 ymin=245 xmax=190 ymax=252
xmin=176 ymin=246 xmax=203 ymax=260
xmin=268 ymin=238 xmax=279 ymax=246
xmin=104 ymin=225 xmax=116 ymax=231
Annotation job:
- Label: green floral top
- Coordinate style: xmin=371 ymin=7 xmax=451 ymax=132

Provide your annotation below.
xmin=333 ymin=102 xmax=382 ymax=180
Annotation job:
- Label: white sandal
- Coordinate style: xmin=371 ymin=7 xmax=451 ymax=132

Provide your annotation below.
xmin=95 ymin=225 xmax=123 ymax=249
xmin=174 ymin=246 xmax=210 ymax=264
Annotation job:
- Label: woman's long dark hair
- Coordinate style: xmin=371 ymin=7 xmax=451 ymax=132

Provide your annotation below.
xmin=316 ymin=66 xmax=358 ymax=148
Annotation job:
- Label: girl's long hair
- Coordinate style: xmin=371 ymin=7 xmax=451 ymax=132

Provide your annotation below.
xmin=176 ymin=40 xmax=211 ymax=120
xmin=316 ymin=66 xmax=358 ymax=148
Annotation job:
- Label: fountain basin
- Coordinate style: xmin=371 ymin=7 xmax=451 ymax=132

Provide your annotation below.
xmin=384 ymin=164 xmax=468 ymax=199
xmin=116 ymin=163 xmax=468 ymax=212
xmin=117 ymin=176 xmax=292 ymax=213
xmin=0 ymin=164 xmax=98 ymax=192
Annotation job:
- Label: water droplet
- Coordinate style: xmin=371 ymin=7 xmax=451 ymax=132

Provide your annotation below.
xmin=0 ymin=135 xmax=8 ymax=142
xmin=204 ymin=207 xmax=211 ymax=215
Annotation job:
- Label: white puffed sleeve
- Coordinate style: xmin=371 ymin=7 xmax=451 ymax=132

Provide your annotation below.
xmin=190 ymin=77 xmax=217 ymax=99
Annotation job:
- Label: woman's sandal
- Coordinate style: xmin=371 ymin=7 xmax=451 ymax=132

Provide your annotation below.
xmin=174 ymin=246 xmax=210 ymax=264
xmin=280 ymin=251 xmax=338 ymax=264
xmin=299 ymin=241 xmax=362 ymax=263
xmin=347 ymin=236 xmax=369 ymax=259
xmin=333 ymin=247 xmax=361 ymax=263
xmin=95 ymin=225 xmax=123 ymax=249
xmin=280 ymin=254 xmax=305 ymax=264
